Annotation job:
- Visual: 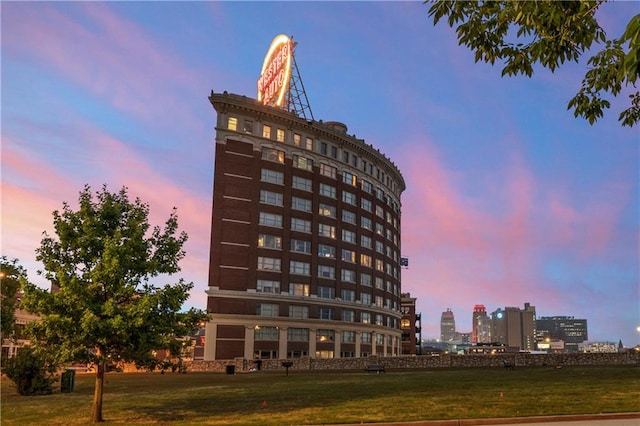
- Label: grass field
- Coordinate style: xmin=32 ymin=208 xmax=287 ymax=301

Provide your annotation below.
xmin=1 ymin=365 xmax=639 ymax=425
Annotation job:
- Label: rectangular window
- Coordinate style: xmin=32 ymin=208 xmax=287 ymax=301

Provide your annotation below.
xmin=343 ymin=172 xmax=356 ymax=186
xmin=361 ymin=217 xmax=372 ymax=230
xmin=352 ymin=155 xmax=358 ymax=168
xmin=341 ymin=269 xmax=355 ymax=282
xmin=341 ymin=311 xmax=355 ymax=323
xmin=360 ymin=292 xmax=371 ymax=305
xmin=258 ymin=234 xmax=282 ymax=249
xmin=376 ymin=188 xmax=385 ymax=201
xmin=257 ymin=303 xmax=279 ymax=317
xmin=293 ymin=154 xmax=313 ymax=171
xmin=289 ymin=305 xmax=309 ymax=319
xmin=287 ymin=328 xmax=309 ymax=342
xmin=293 ymin=133 xmax=301 ymax=146
xmin=317 ymin=286 xmax=335 ymax=299
xmin=290 ymin=239 xmax=311 ymax=254
xmin=360 ymin=273 xmax=372 ymax=287
xmin=227 ymin=116 xmax=237 ymax=131
xmin=255 ymin=326 xmax=279 ymax=340
xmin=320 ymin=142 xmax=328 ymax=155
xmin=257 ymin=257 xmax=281 ymax=272
xmin=318 ymin=265 xmax=335 ymax=279
xmin=262 ymin=148 xmax=284 ymax=163
xmin=319 ymin=183 xmax=337 ymax=199
xmin=375 ymin=259 xmax=384 ymax=272
xmin=243 ymin=120 xmax=253 ymax=134
xmin=291 ymin=196 xmax=312 ymax=212
xmin=260 ymin=190 xmax=283 ymax=206
xmin=319 ymin=163 xmax=337 ymax=179
xmin=317 ymin=329 xmax=334 ymax=342
xmin=318 ymin=244 xmax=336 ymax=258
xmin=341 ymin=289 xmax=355 ymax=302
xmin=376 ymin=331 xmax=384 ymax=343
xmin=257 ymin=280 xmax=280 ymax=293
xmin=375 ymin=277 xmax=384 ymax=289
xmin=361 ymin=332 xmax=372 ymax=344
xmin=342 ymin=210 xmax=356 ymax=225
xmin=276 ymin=128 xmax=285 ymax=142
xmin=375 ymin=241 xmax=384 ymax=254
xmin=341 ymin=229 xmax=356 ymax=244
xmin=289 ymin=283 xmax=310 ymax=297
xmin=291 ymin=218 xmax=311 ymax=233
xmin=292 ymin=176 xmax=312 ymax=192
xmin=290 ymin=261 xmax=310 ymax=275
xmin=259 ymin=212 xmax=282 ymax=228
xmin=319 ymin=308 xmax=334 ymax=320
xmin=318 ymin=223 xmax=336 ymax=239
xmin=305 ymin=137 xmax=313 ymax=150
xmin=376 ymin=205 xmax=384 ymax=218
xmin=342 ymin=151 xmax=349 ymax=163
xmin=361 ymin=235 xmax=372 ymax=249
xmin=376 ymin=223 xmax=384 ymax=236
xmin=262 ymin=124 xmax=272 ymax=139
xmin=361 ymin=312 xmax=371 ymax=324
xmin=361 ymin=198 xmax=372 ymax=212
xmin=318 ymin=203 xmax=336 ymax=219
xmin=261 ymin=168 xmax=284 ymax=185
xmin=342 ymin=191 xmax=357 ymax=206
xmin=330 ymin=146 xmax=338 ymax=159
xmin=341 ymin=331 xmax=355 ymax=343
xmin=360 ymin=254 xmax=372 ymax=268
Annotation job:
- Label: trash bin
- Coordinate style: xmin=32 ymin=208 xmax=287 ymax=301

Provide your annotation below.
xmin=61 ymin=369 xmax=75 ymax=393
xmin=226 ymin=365 xmax=235 ymax=375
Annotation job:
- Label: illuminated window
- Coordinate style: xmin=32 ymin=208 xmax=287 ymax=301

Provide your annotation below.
xmin=360 ymin=254 xmax=372 ymax=268
xmin=341 ymin=249 xmax=356 ymax=263
xmin=305 ymin=137 xmax=313 ymax=150
xmin=376 ymin=205 xmax=384 ymax=218
xmin=375 ymin=259 xmax=384 ymax=272
xmin=262 ymin=148 xmax=284 ymax=163
xmin=343 ymin=172 xmax=356 ymax=186
xmin=227 ymin=117 xmax=237 ymax=131
xmin=263 ymin=124 xmax=272 ymax=139
xmin=319 ymin=203 xmax=336 ymax=219
xmin=318 ymin=223 xmax=336 ymax=238
xmin=318 ymin=244 xmax=336 ymax=258
xmin=361 ymin=312 xmax=371 ymax=324
xmin=293 ymin=154 xmax=313 ymax=171
xmin=258 ymin=234 xmax=282 ymax=249
xmin=317 ymin=329 xmax=334 ymax=341
xmin=276 ymin=128 xmax=285 ymax=142
xmin=289 ymin=283 xmax=309 ymax=297
xmin=320 ymin=164 xmax=337 ymax=179
xmin=293 ymin=133 xmax=301 ymax=146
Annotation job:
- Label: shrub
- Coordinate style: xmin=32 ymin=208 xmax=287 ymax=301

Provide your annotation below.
xmin=4 ymin=347 xmax=56 ymax=395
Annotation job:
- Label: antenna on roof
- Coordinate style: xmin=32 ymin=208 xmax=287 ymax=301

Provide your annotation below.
xmin=287 ymin=39 xmax=314 ymax=121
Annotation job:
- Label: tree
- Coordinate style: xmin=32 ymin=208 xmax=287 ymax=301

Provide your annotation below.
xmin=21 ymin=185 xmax=208 ymax=423
xmin=4 ymin=346 xmax=56 ymax=396
xmin=426 ymin=1 xmax=640 ymax=126
xmin=0 ymin=256 xmax=28 ymax=340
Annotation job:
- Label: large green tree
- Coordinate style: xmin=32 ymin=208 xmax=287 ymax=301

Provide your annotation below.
xmin=0 ymin=256 xmax=28 ymax=340
xmin=21 ymin=185 xmax=208 ymax=423
xmin=426 ymin=0 xmax=640 ymax=126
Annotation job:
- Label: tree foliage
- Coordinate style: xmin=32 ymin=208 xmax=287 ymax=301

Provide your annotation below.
xmin=426 ymin=0 xmax=640 ymax=126
xmin=21 ymin=185 xmax=208 ymax=422
xmin=0 ymin=256 xmax=29 ymax=339
xmin=3 ymin=346 xmax=56 ymax=396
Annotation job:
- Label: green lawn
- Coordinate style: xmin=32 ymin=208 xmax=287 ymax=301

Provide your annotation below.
xmin=1 ymin=365 xmax=639 ymax=425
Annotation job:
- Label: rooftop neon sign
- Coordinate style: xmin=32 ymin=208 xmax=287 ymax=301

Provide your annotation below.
xmin=257 ymin=34 xmax=293 ymax=108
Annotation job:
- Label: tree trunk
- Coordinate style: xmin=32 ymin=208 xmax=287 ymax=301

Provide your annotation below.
xmin=91 ymin=356 xmax=105 ymax=423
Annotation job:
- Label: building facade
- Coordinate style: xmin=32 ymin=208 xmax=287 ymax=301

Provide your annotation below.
xmin=400 ymin=293 xmax=419 ymax=355
xmin=536 ymin=316 xmax=588 ymax=353
xmin=204 ymin=91 xmax=406 ymax=360
xmin=491 ymin=303 xmax=536 ymax=351
xmin=440 ymin=308 xmax=456 ymax=342
xmin=472 ymin=304 xmax=491 ymax=344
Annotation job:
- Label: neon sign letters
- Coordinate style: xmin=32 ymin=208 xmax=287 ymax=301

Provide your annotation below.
xmin=257 ymin=34 xmax=293 ymax=108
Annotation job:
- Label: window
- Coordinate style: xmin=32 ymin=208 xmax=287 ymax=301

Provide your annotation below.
xmin=319 ymin=308 xmax=334 ymax=320
xmin=320 ymin=163 xmax=337 ymax=179
xmin=320 ymin=142 xmax=328 ymax=155
xmin=361 ymin=217 xmax=372 ymax=230
xmin=262 ymin=124 xmax=272 ymax=139
xmin=319 ymin=203 xmax=336 ymax=219
xmin=361 ymin=198 xmax=372 ymax=212
xmin=260 ymin=190 xmax=283 ymax=206
xmin=257 ymin=303 xmax=279 ymax=317
xmin=341 ymin=269 xmax=355 ymax=282
xmin=376 ymin=205 xmax=384 ymax=218
xmin=361 ymin=235 xmax=372 ymax=249
xmin=318 ymin=244 xmax=336 ymax=258
xmin=376 ymin=187 xmax=385 ymax=200
xmin=291 ymin=218 xmax=311 ymax=233
xmin=261 ymin=168 xmax=284 ymax=185
xmin=360 ymin=292 xmax=371 ymax=305
xmin=342 ymin=229 xmax=356 ymax=244
xmin=376 ymin=223 xmax=384 ymax=236
xmin=341 ymin=311 xmax=355 ymax=323
xmin=341 ymin=330 xmax=355 ymax=342
xmin=330 ymin=146 xmax=338 ymax=159
xmin=243 ymin=120 xmax=253 ymax=133
xmin=290 ymin=261 xmax=310 ymax=275
xmin=262 ymin=148 xmax=284 ymax=163
xmin=259 ymin=212 xmax=282 ymax=228
xmin=318 ymin=265 xmax=335 ymax=279
xmin=293 ymin=154 xmax=313 ymax=171
xmin=342 ymin=191 xmax=357 ymax=206
xmin=376 ymin=331 xmax=384 ymax=343
xmin=258 ymin=257 xmax=281 ymax=271
xmin=317 ymin=329 xmax=335 ymax=342
xmin=287 ymin=328 xmax=309 ymax=342
xmin=318 ymin=223 xmax=336 ymax=239
xmin=341 ymin=289 xmax=355 ymax=302
xmin=257 ymin=280 xmax=280 ymax=293
xmin=258 ymin=234 xmax=282 ymax=249
xmin=342 ymin=210 xmax=356 ymax=225
xmin=341 ymin=249 xmax=356 ymax=263
xmin=376 ymin=241 xmax=384 ymax=254
xmin=375 ymin=259 xmax=384 ymax=272
xmin=317 ymin=286 xmax=335 ymax=299
xmin=305 ymin=137 xmax=313 ymax=150
xmin=361 ymin=332 xmax=372 ymax=344
xmin=289 ymin=283 xmax=310 ymax=296
xmin=255 ymin=326 xmax=279 ymax=340
xmin=361 ymin=312 xmax=371 ymax=324
xmin=360 ymin=273 xmax=372 ymax=287
xmin=352 ymin=155 xmax=358 ymax=167
xmin=342 ymin=151 xmax=349 ymax=163
xmin=293 ymin=133 xmax=302 ymax=146
xmin=319 ymin=183 xmax=336 ymax=199
xmin=375 ymin=277 xmax=384 ymax=289
xmin=343 ymin=172 xmax=356 ymax=186
xmin=292 ymin=176 xmax=312 ymax=192
xmin=290 ymin=239 xmax=311 ymax=254
xmin=291 ymin=196 xmax=312 ymax=212
xmin=227 ymin=117 xmax=237 ymax=131
xmin=289 ymin=305 xmax=309 ymax=319
xmin=362 ymin=179 xmax=373 ymax=194
xmin=360 ymin=254 xmax=372 ymax=268
xmin=276 ymin=128 xmax=285 ymax=142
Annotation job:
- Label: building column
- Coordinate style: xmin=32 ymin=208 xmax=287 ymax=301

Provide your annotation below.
xmin=244 ymin=326 xmax=255 ymax=359
xmin=203 ymin=321 xmax=217 ymax=361
xmin=278 ymin=327 xmax=288 ymax=359
xmin=383 ymin=334 xmax=388 ymax=357
xmin=371 ymin=333 xmax=377 ymax=356
xmin=334 ymin=330 xmax=341 ymax=358
xmin=308 ymin=328 xmax=317 ymax=358
xmin=355 ymin=331 xmax=361 ymax=358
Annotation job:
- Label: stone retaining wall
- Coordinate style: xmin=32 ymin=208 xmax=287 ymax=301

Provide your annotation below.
xmin=186 ymin=351 xmax=639 ymax=373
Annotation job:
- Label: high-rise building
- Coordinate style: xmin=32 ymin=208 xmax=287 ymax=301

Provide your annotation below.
xmin=536 ymin=316 xmax=588 ymax=353
xmin=491 ymin=303 xmax=536 ymax=351
xmin=472 ymin=304 xmax=491 ymax=343
xmin=440 ymin=308 xmax=456 ymax=342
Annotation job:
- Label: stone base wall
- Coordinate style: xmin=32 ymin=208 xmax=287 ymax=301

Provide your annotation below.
xmin=186 ymin=351 xmax=639 ymax=373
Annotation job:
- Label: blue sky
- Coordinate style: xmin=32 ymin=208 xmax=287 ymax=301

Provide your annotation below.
xmin=2 ymin=1 xmax=638 ymax=346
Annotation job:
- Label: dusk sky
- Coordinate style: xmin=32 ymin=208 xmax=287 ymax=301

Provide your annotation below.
xmin=2 ymin=2 xmax=638 ymax=346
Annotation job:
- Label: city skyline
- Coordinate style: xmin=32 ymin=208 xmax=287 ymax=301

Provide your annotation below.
xmin=2 ymin=2 xmax=638 ymax=347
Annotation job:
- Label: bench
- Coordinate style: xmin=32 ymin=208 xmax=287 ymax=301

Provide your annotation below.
xmin=364 ymin=364 xmax=385 ymax=373
xmin=502 ymin=360 xmax=515 ymax=370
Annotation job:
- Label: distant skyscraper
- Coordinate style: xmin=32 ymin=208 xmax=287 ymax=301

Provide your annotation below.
xmin=440 ymin=308 xmax=456 ymax=342
xmin=491 ymin=303 xmax=536 ymax=351
xmin=472 ymin=304 xmax=491 ymax=343
xmin=536 ymin=316 xmax=588 ymax=353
